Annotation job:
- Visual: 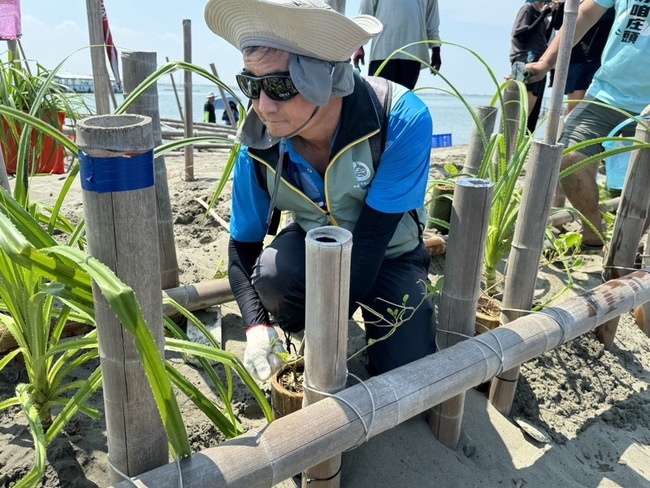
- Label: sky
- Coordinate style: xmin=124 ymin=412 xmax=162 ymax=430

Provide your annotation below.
xmin=16 ymin=0 xmax=529 ymax=96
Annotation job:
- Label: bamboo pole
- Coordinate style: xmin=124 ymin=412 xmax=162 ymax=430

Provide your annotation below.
xmin=302 ymin=227 xmax=352 ymax=487
xmin=636 ymin=231 xmax=650 ymax=337
xmin=111 ymin=268 xmax=650 ymax=488
xmin=548 ymin=197 xmax=620 ymax=228
xmin=462 ymin=106 xmax=498 ymax=176
xmin=489 ymin=141 xmax=564 ymax=415
xmin=429 ymin=178 xmax=493 ymax=448
xmin=182 ymin=19 xmax=194 ymax=181
xmin=162 ymin=279 xmax=234 ymax=316
xmin=76 ymin=114 xmax=168 ymax=482
xmin=122 ymin=51 xmax=180 ymax=293
xmin=597 ymin=125 xmax=650 ymax=349
xmin=544 ymin=0 xmax=579 ymax=146
xmin=209 ymin=63 xmax=236 ymax=127
xmin=166 ymin=56 xmax=184 ymax=123
xmin=501 ymin=82 xmax=521 ymax=163
xmin=85 ymin=0 xmax=112 ymax=115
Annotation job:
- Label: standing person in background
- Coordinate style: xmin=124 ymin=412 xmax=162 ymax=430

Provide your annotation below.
xmin=222 ymin=100 xmax=239 ymax=126
xmin=353 ymin=0 xmax=441 ymax=90
xmin=204 ymin=92 xmax=216 ymax=123
xmin=549 ymin=1 xmax=615 ymax=113
xmin=510 ymin=0 xmax=558 ymax=131
xmin=526 ymin=0 xmax=650 ymax=250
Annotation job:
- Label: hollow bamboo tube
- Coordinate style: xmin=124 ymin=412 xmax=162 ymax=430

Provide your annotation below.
xmin=162 ymin=278 xmax=234 ymax=315
xmin=489 ymin=141 xmax=564 ymax=416
xmin=112 ymin=268 xmax=650 ymax=488
xmin=462 ymin=106 xmax=498 ymax=176
xmin=182 ymin=19 xmax=194 ymax=181
xmin=302 ymin=227 xmax=352 ymax=488
xmin=77 ymin=114 xmax=168 ymax=482
xmin=429 ymin=178 xmax=493 ymax=448
xmin=122 ymin=51 xmax=180 ymax=292
xmin=548 ymin=197 xmax=621 ymax=228
xmin=544 ymin=0 xmax=579 ymax=146
xmin=597 ymin=125 xmax=650 ymax=349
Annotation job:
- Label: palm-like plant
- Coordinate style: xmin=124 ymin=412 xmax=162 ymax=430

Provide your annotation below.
xmin=0 ymin=60 xmax=269 ymax=487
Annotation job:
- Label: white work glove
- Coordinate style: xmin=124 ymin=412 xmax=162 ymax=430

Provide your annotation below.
xmin=244 ymin=325 xmax=286 ymax=382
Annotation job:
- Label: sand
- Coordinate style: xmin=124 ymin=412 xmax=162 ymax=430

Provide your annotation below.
xmin=1 ymin=146 xmax=650 ymax=488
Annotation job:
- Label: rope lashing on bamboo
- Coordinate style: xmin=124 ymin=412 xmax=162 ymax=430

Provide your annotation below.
xmin=110 ymin=457 xmax=184 ymax=488
xmin=302 ymin=371 xmax=376 ymax=451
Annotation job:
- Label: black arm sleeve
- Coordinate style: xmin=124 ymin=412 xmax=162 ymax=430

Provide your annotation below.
xmin=349 ymin=203 xmax=404 ymax=317
xmin=227 ymin=237 xmax=270 ymax=327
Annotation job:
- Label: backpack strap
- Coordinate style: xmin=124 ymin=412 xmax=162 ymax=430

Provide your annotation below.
xmin=363 ymin=76 xmax=392 ymax=171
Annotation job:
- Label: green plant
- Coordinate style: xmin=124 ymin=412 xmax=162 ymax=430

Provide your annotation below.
xmin=0 ymin=59 xmax=266 ymax=487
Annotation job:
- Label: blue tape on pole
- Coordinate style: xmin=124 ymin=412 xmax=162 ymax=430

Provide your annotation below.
xmin=78 ymin=150 xmax=155 ymax=193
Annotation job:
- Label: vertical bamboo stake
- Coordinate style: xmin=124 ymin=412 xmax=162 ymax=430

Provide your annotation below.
xmin=462 ymin=106 xmax=498 ymax=176
xmin=544 ymin=0 xmax=579 ymax=146
xmin=501 ymin=82 xmax=521 ymax=163
xmin=121 ymin=51 xmax=180 ymax=292
xmin=302 ymin=226 xmax=352 ymax=488
xmin=182 ymin=19 xmax=194 ymax=181
xmin=165 ymin=56 xmax=184 ymax=123
xmin=76 ymin=114 xmax=168 ymax=483
xmin=489 ymin=141 xmax=564 ymax=415
xmin=209 ymin=63 xmax=236 ymax=127
xmin=597 ymin=125 xmax=650 ymax=349
xmin=636 ymin=230 xmax=650 ymax=337
xmin=429 ymin=178 xmax=493 ymax=448
xmin=85 ymin=0 xmax=112 ymax=115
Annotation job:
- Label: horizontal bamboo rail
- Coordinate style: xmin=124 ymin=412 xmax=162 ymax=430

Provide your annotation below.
xmin=112 ymin=268 xmax=650 ymax=488
xmin=1 ymin=279 xmax=234 ymax=352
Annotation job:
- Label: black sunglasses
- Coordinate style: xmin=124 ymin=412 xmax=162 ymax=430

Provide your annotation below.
xmin=235 ymin=71 xmax=300 ymax=102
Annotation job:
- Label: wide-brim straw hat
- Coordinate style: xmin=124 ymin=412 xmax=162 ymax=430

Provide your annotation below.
xmin=206 ymin=92 xmax=216 ymax=98
xmin=204 ymin=0 xmax=382 ymax=62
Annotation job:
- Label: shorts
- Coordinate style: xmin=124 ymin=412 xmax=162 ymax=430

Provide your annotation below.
xmin=526 ymin=77 xmax=546 ymax=98
xmin=565 ymin=62 xmax=600 ymax=94
xmin=559 ymin=95 xmax=638 ymax=158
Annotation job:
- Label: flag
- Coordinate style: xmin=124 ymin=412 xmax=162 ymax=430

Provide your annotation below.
xmin=100 ymin=0 xmax=121 ymax=90
xmin=0 ymin=0 xmax=21 ymax=40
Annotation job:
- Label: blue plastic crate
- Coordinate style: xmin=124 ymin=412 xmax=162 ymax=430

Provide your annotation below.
xmin=431 ymin=133 xmax=453 ymax=148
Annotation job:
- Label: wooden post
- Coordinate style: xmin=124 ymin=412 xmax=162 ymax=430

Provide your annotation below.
xmin=85 ymin=0 xmax=112 ymax=115
xmin=501 ymin=82 xmax=521 ymax=163
xmin=597 ymin=124 xmax=650 ymax=349
xmin=462 ymin=106 xmax=498 ymax=176
xmin=166 ymin=56 xmax=184 ymax=123
xmin=544 ymin=0 xmax=579 ymax=146
xmin=182 ymin=19 xmax=194 ymax=181
xmin=209 ymin=63 xmax=236 ymax=127
xmin=302 ymin=226 xmax=352 ymax=488
xmin=76 ymin=114 xmax=168 ymax=482
xmin=429 ymin=178 xmax=493 ymax=448
xmin=121 ymin=51 xmax=180 ymax=292
xmin=489 ymin=141 xmax=564 ymax=415
xmin=111 ymin=269 xmax=650 ymax=488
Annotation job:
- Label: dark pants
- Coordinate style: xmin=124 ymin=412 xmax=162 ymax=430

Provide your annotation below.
xmin=369 ymin=59 xmax=421 ymax=90
xmin=251 ymin=223 xmax=437 ymax=375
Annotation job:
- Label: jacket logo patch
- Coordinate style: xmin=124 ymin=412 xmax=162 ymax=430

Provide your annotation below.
xmin=353 ymin=161 xmax=372 ymax=188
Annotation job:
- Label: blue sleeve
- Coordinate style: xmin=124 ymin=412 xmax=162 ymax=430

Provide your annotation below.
xmin=365 ymin=90 xmax=432 ymax=213
xmin=230 ymin=147 xmax=271 ymax=242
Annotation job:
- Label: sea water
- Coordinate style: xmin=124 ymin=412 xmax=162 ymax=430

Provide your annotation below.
xmin=81 ymin=83 xmax=548 ymax=147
